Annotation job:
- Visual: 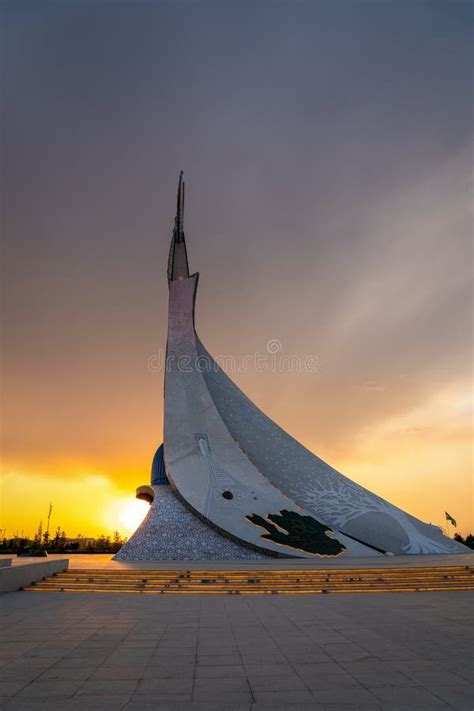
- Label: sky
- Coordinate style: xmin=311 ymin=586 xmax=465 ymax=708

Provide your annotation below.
xmin=1 ymin=0 xmax=472 ymax=539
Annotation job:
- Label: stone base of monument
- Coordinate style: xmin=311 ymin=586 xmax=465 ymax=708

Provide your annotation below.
xmin=114 ymin=485 xmax=270 ymax=561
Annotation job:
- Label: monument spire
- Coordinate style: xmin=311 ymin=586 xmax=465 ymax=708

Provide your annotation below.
xmin=167 ymin=171 xmax=190 ymax=283
xmin=175 ymin=170 xmax=185 ymax=242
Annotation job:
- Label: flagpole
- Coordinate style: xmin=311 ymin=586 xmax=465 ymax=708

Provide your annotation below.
xmin=46 ymin=503 xmax=53 ymax=537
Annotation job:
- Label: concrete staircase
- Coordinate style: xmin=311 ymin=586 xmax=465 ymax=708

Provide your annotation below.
xmin=23 ymin=565 xmax=474 ymax=594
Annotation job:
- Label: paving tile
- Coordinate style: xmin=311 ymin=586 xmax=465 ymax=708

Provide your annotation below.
xmin=60 ymin=696 xmax=132 ymax=710
xmin=319 ymin=705 xmax=381 ymax=711
xmin=376 ymin=704 xmax=450 ymax=711
xmin=371 ymin=685 xmax=452 ymax=706
xmin=436 ymin=659 xmax=474 ymax=678
xmin=370 ymin=647 xmax=419 ymax=662
xmin=49 ymin=656 xmax=102 ymax=670
xmin=126 ymin=702 xmax=251 ymax=711
xmin=5 ymin=699 xmax=75 ymax=711
xmin=0 ymin=680 xmax=31 ymax=697
xmin=192 ymin=692 xmax=253 ymax=704
xmin=75 ymin=679 xmax=138 ymax=696
xmin=321 ymin=643 xmax=372 ymax=663
xmin=402 ymin=670 xmax=470 ymax=686
xmin=197 ymin=654 xmax=243 ymax=666
xmin=312 ymin=687 xmax=379 ymax=704
xmin=150 ymin=653 xmax=196 ymax=664
xmin=1 ymin=662 xmax=53 ymax=680
xmin=341 ymin=661 xmax=403 ymax=674
xmin=249 ymin=675 xmax=308 ymax=692
xmin=146 ymin=661 xmax=196 ymax=673
xmin=135 ymin=677 xmax=193 ymax=695
xmin=91 ymin=666 xmax=146 ymax=680
xmin=252 ymin=690 xmax=315 ymax=704
xmin=143 ymin=667 xmax=195 ymax=680
xmin=286 ymin=652 xmax=334 ymax=664
xmin=120 ymin=640 xmax=157 ymax=648
xmin=253 ymin=707 xmax=322 ymax=711
xmin=241 ymin=653 xmax=287 ymax=665
xmin=38 ymin=665 xmax=96 ymax=680
xmin=426 ymin=685 xmax=474 ymax=711
xmin=195 ymin=664 xmax=246 ymax=678
xmin=102 ymin=659 xmax=150 ymax=670
xmin=0 ymin=642 xmax=40 ymax=658
xmin=136 ymin=693 xmax=195 ymax=702
xmin=193 ymin=678 xmax=251 ymax=693
xmin=63 ymin=649 xmax=110 ymax=661
xmin=293 ymin=662 xmax=348 ymax=676
xmin=246 ymin=663 xmax=295 ymax=678
xmin=15 ymin=680 xmax=82 ymax=698
xmin=25 ymin=644 xmax=80 ymax=658
xmin=158 ymin=641 xmax=197 ymax=649
xmin=304 ymin=675 xmax=367 ymax=691
xmin=350 ymin=671 xmax=417 ymax=688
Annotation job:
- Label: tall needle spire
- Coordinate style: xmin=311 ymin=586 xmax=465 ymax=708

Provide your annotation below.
xmin=175 ymin=170 xmax=185 ymax=242
xmin=167 ymin=171 xmax=190 ymax=283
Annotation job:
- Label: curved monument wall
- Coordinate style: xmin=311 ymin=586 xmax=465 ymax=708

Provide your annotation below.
xmin=163 ymin=275 xmax=380 ymax=559
xmin=196 ymin=339 xmax=466 ymax=555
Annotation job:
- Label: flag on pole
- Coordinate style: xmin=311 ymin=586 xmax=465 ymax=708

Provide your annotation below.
xmin=445 ymin=512 xmax=457 ymax=527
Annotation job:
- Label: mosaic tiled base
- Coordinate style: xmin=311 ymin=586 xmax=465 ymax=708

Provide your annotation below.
xmin=114 ymin=486 xmax=269 ymax=561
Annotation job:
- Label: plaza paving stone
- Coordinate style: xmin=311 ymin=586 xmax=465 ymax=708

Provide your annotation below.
xmin=0 ymin=590 xmax=472 ymax=710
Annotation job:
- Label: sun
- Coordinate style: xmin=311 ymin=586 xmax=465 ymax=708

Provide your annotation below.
xmin=104 ymin=497 xmax=149 ymax=536
xmin=119 ymin=498 xmax=149 ymax=534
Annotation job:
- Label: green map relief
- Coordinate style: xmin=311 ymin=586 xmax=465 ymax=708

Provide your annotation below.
xmin=247 ymin=509 xmax=346 ymax=556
